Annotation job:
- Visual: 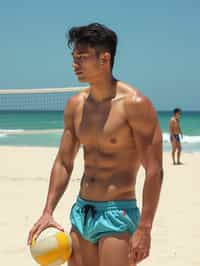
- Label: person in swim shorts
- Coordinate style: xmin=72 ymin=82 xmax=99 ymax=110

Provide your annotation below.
xmin=169 ymin=108 xmax=183 ymax=165
xmin=28 ymin=23 xmax=163 ymax=266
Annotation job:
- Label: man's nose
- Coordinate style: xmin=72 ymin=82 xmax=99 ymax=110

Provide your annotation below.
xmin=73 ymin=56 xmax=82 ymax=65
xmin=72 ymin=62 xmax=79 ymax=70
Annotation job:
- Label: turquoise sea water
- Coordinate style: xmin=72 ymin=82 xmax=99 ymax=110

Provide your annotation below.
xmin=0 ymin=110 xmax=200 ymax=152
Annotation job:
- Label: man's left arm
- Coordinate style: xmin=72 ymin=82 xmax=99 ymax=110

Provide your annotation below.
xmin=179 ymin=122 xmax=183 ymax=138
xmin=126 ymin=94 xmax=163 ymax=264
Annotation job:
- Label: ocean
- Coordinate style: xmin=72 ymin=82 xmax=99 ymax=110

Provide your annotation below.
xmin=0 ymin=110 xmax=200 ymax=152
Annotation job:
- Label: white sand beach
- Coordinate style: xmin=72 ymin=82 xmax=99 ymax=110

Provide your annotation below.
xmin=0 ymin=146 xmax=199 ymax=266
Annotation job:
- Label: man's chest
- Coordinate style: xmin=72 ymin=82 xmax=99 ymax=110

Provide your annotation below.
xmin=74 ymin=100 xmax=133 ymax=149
xmin=173 ymin=119 xmax=180 ymax=130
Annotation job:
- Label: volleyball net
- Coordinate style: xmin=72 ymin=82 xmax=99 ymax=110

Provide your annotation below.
xmin=0 ymin=87 xmax=85 ymax=111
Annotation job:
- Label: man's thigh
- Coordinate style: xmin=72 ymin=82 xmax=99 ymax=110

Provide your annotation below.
xmin=177 ymin=142 xmax=182 ymax=151
xmin=98 ymin=233 xmax=135 ymax=266
xmin=171 ymin=142 xmax=178 ymax=152
xmin=69 ymin=229 xmax=99 ymax=266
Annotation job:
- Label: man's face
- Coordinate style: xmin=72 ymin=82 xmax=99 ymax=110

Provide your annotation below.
xmin=175 ymin=112 xmax=181 ymax=119
xmin=72 ymin=45 xmax=102 ymax=83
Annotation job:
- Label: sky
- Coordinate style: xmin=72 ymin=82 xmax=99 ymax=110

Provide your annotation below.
xmin=0 ymin=0 xmax=200 ymax=110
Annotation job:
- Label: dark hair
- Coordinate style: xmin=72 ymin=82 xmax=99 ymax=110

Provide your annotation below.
xmin=67 ymin=23 xmax=118 ymax=69
xmin=173 ymin=108 xmax=181 ymax=114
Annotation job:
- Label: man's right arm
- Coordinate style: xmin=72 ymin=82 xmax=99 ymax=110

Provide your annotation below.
xmin=28 ymin=96 xmax=80 ymax=244
xmin=43 ymin=97 xmax=80 ymax=215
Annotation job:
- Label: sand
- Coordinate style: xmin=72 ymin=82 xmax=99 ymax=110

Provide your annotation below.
xmin=0 ymin=146 xmax=199 ymax=266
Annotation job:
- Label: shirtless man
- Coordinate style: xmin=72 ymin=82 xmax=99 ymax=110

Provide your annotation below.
xmin=28 ymin=23 xmax=163 ymax=266
xmin=169 ymin=108 xmax=183 ymax=165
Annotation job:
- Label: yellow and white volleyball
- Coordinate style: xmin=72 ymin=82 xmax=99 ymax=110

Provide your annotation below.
xmin=30 ymin=227 xmax=72 ymax=266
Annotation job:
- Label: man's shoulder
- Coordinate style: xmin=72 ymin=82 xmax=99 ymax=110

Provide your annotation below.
xmin=64 ymin=88 xmax=89 ymax=113
xmin=170 ymin=117 xmax=176 ymax=123
xmin=118 ymin=81 xmax=140 ymax=98
xmin=119 ymin=81 xmax=153 ymax=114
xmin=117 ymin=82 xmax=157 ymax=126
xmin=118 ymin=82 xmax=158 ymax=132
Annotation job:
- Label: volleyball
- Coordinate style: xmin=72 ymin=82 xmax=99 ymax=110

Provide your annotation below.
xmin=30 ymin=227 xmax=72 ymax=266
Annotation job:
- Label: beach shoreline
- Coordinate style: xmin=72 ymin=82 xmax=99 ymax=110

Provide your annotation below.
xmin=1 ymin=146 xmax=200 ymax=266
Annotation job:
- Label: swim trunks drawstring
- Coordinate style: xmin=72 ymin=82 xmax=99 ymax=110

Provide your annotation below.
xmin=82 ymin=204 xmax=96 ymax=226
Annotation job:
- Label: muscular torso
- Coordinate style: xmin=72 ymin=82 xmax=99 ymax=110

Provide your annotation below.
xmin=73 ymin=85 xmax=141 ymax=201
xmin=170 ymin=117 xmax=181 ymax=135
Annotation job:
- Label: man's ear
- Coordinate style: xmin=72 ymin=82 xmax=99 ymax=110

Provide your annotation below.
xmin=100 ymin=52 xmax=111 ymax=65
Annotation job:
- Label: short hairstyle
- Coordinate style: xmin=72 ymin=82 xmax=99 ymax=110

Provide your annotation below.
xmin=173 ymin=108 xmax=182 ymax=114
xmin=67 ymin=23 xmax=118 ymax=69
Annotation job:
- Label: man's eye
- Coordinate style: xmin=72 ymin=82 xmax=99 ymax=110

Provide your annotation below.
xmin=73 ymin=54 xmax=88 ymax=61
xmin=80 ymin=54 xmax=88 ymax=59
xmin=77 ymin=55 xmax=83 ymax=60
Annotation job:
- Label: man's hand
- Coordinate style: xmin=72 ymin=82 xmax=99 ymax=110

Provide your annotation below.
xmin=27 ymin=213 xmax=64 ymax=245
xmin=128 ymin=227 xmax=151 ymax=265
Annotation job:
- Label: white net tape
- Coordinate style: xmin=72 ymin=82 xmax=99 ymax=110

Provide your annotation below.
xmin=0 ymin=87 xmax=84 ymax=111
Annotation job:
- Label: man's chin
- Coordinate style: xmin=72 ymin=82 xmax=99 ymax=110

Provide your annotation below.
xmin=77 ymin=76 xmax=87 ymax=83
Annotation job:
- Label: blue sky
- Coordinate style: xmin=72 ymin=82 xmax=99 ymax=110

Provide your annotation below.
xmin=0 ymin=0 xmax=200 ymax=110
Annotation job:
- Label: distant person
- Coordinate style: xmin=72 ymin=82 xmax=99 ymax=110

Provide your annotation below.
xmin=169 ymin=108 xmax=183 ymax=164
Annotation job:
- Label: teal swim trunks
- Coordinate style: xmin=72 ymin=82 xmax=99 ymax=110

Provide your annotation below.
xmin=70 ymin=196 xmax=140 ymax=244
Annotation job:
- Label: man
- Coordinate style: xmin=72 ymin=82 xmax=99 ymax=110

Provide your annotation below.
xmin=169 ymin=108 xmax=183 ymax=165
xmin=28 ymin=23 xmax=163 ymax=266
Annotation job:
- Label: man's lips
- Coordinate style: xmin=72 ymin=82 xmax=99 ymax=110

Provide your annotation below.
xmin=75 ymin=70 xmax=83 ymax=76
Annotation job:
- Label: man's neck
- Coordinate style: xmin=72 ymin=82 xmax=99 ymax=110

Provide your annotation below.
xmin=89 ymin=75 xmax=117 ymax=103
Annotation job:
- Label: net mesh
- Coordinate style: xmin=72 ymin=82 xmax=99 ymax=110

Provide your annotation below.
xmin=0 ymin=87 xmax=84 ymax=111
